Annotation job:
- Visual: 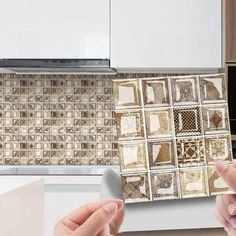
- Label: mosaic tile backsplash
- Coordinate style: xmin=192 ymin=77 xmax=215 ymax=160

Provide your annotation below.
xmin=0 ymin=73 xmax=119 ymax=166
xmin=113 ymin=74 xmax=234 ymax=203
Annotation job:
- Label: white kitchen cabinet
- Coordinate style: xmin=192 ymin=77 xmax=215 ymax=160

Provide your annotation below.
xmin=43 ymin=176 xmax=101 ymax=236
xmin=111 ymin=0 xmax=222 ymax=69
xmin=44 ymin=184 xmax=100 ymax=236
xmin=0 ymin=0 xmax=109 ymax=59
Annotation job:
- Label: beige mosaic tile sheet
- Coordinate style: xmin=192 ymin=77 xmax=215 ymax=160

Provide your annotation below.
xmin=114 ymin=74 xmax=234 ymax=203
xmin=0 ymin=73 xmax=119 ymax=166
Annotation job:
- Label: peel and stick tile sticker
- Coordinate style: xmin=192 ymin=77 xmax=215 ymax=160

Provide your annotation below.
xmin=173 ymin=106 xmax=202 ymax=136
xmin=142 ymin=77 xmax=170 ymax=107
xmin=199 ymin=74 xmax=227 ymax=104
xmin=119 ymin=141 xmax=147 ymax=172
xmin=147 ymin=139 xmax=176 ymax=170
xmin=122 ymin=172 xmax=151 ymax=203
xmin=145 ymin=108 xmax=174 ymax=138
xmin=176 ymin=137 xmax=206 ymax=168
xmin=205 ymin=135 xmax=233 ymax=165
xmin=171 ymin=76 xmax=199 ymax=105
xmin=202 ymin=104 xmax=230 ymax=134
xmin=151 ymin=170 xmax=180 ymax=200
xmin=114 ymin=74 xmax=233 ymax=203
xmin=115 ymin=110 xmax=144 ymax=140
xmin=179 ymin=167 xmax=209 ymax=198
xmin=207 ymin=166 xmax=234 ymax=196
xmin=113 ymin=79 xmax=142 ymax=109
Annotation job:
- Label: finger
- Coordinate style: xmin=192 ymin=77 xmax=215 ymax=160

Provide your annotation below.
xmin=222 ymin=195 xmax=236 ymax=216
xmin=61 ymin=218 xmax=79 ymax=231
xmin=55 ymin=200 xmax=123 ymax=235
xmin=75 ymin=202 xmax=118 ymax=236
xmin=110 ymin=206 xmax=125 ymax=235
xmin=216 ymin=195 xmax=231 ymax=222
xmin=98 ymin=224 xmax=110 ymax=236
xmin=229 ymin=215 xmax=236 ymax=230
xmin=225 ymin=227 xmax=231 ymax=233
xmin=214 ymin=207 xmax=231 ymax=230
xmin=54 ymin=221 xmax=71 ymax=236
xmin=215 ymin=161 xmax=236 ymax=192
xmin=232 ymin=160 xmax=236 ymax=168
xmin=62 ymin=199 xmax=123 ymax=226
xmin=228 ymin=229 xmax=236 ymax=236
xmin=54 ymin=217 xmax=80 ymax=235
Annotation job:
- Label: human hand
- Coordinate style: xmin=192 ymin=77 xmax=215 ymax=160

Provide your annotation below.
xmin=54 ymin=199 xmax=124 ymax=236
xmin=214 ymin=160 xmax=236 ymax=235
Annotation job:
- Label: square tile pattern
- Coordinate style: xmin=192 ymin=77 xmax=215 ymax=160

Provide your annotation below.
xmin=148 ymin=139 xmax=176 ymax=169
xmin=151 ymin=170 xmax=179 ymax=200
xmin=145 ymin=108 xmax=174 ymax=138
xmin=114 ymin=74 xmax=233 ymax=203
xmin=115 ymin=110 xmax=144 ymax=140
xmin=0 ymin=73 xmax=119 ymax=166
xmin=122 ymin=172 xmax=151 ymax=203
xmin=142 ymin=77 xmax=170 ymax=106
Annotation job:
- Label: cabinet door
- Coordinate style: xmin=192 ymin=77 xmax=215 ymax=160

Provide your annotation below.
xmin=0 ymin=0 xmax=109 ymax=59
xmin=111 ymin=0 xmax=222 ymax=69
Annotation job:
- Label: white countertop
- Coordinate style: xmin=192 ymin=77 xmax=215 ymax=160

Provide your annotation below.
xmin=0 ymin=166 xmax=120 ymax=185
xmin=0 ymin=175 xmax=103 ymax=186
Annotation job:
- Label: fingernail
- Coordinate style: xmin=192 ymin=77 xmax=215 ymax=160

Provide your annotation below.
xmin=230 ymin=218 xmax=236 ymax=228
xmin=115 ymin=199 xmax=124 ymax=209
xmin=103 ymin=202 xmax=118 ymax=215
xmin=118 ymin=202 xmax=124 ymax=210
xmin=228 ymin=203 xmax=236 ymax=215
xmin=215 ymin=161 xmax=229 ymax=172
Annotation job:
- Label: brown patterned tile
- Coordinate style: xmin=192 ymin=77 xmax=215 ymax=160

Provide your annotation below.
xmin=180 ymin=167 xmax=209 ymax=198
xmin=145 ymin=108 xmax=174 ymax=138
xmin=147 ymin=139 xmax=176 ymax=170
xmin=199 ymin=74 xmax=227 ymax=104
xmin=176 ymin=137 xmax=206 ymax=168
xmin=122 ymin=172 xmax=151 ymax=203
xmin=113 ymin=79 xmax=142 ymax=109
xmin=205 ymin=135 xmax=233 ymax=164
xmin=171 ymin=76 xmax=199 ymax=105
xmin=142 ymin=77 xmax=170 ymax=107
xmin=119 ymin=141 xmax=147 ymax=172
xmin=173 ymin=106 xmax=202 ymax=136
xmin=151 ymin=170 xmax=180 ymax=200
xmin=115 ymin=110 xmax=144 ymax=140
xmin=207 ymin=166 xmax=233 ymax=196
xmin=202 ymin=104 xmax=230 ymax=134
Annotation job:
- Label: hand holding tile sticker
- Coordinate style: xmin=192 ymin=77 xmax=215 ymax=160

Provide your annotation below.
xmin=113 ymin=74 xmax=233 ymax=203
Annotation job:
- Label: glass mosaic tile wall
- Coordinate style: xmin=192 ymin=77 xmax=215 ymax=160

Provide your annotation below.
xmin=0 ymin=73 xmax=119 ymax=166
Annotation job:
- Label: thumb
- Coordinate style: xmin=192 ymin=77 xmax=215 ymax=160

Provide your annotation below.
xmin=215 ymin=161 xmax=236 ymax=192
xmin=74 ymin=202 xmax=118 ymax=236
